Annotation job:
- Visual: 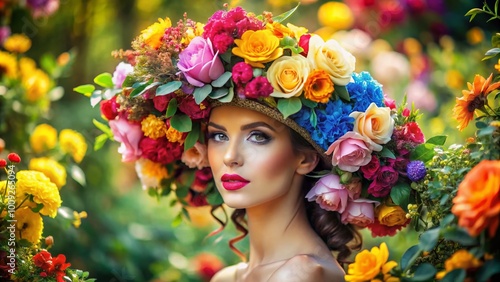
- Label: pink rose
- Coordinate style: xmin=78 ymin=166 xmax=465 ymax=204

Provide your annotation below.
xmin=109 ymin=117 xmax=143 ymax=162
xmin=177 ymin=37 xmax=224 ymax=87
xmin=305 ymin=174 xmax=349 ymax=213
xmin=181 ymin=142 xmax=210 ymax=169
xmin=341 ymin=199 xmax=379 ymax=227
xmin=112 ymin=62 xmax=134 ymax=88
xmin=326 ymin=131 xmax=381 ymax=172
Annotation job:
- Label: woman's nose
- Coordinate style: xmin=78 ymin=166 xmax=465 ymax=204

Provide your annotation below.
xmin=222 ymin=140 xmax=243 ymax=167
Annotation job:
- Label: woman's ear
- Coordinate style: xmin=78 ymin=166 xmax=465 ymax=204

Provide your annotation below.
xmin=296 ymin=151 xmax=319 ymax=175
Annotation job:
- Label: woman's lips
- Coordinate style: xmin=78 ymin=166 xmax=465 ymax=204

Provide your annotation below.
xmin=221 ymin=174 xmax=250 ymax=191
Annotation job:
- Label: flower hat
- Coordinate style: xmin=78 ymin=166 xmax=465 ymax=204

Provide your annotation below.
xmin=80 ymin=5 xmax=427 ymax=232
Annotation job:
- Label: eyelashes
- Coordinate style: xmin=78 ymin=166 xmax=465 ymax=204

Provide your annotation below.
xmin=207 ymin=130 xmax=272 ymax=144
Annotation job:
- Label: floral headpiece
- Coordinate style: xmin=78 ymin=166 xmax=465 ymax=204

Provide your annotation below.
xmin=78 ymin=5 xmax=427 ymax=233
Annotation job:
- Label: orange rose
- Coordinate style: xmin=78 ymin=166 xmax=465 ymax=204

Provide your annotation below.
xmin=377 ymin=204 xmax=408 ymax=227
xmin=232 ymin=29 xmax=283 ymax=68
xmin=452 ymin=160 xmax=500 ymax=238
xmin=304 ymin=69 xmax=333 ymax=103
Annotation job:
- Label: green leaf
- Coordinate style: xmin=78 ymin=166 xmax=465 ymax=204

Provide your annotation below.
xmin=411 ymin=263 xmax=437 ymax=281
xmin=441 ymin=269 xmax=466 ymax=282
xmin=309 ymin=109 xmax=317 ymax=127
xmin=426 ymin=135 xmax=447 ymax=145
xmin=156 ymin=81 xmax=182 ymax=96
xmin=70 ymin=164 xmax=86 ymax=186
xmin=218 ymin=87 xmax=234 ymax=102
xmin=207 ymin=189 xmax=224 ymax=206
xmin=476 ymin=258 xmax=500 ymax=282
xmin=411 ymin=143 xmax=436 ymax=163
xmin=130 ymin=79 xmax=153 ymax=97
xmin=277 ymin=97 xmax=302 ymax=119
xmin=485 ymin=47 xmax=500 ymax=57
xmin=166 ymin=98 xmax=178 ymax=118
xmin=209 ymin=87 xmax=229 ymax=99
xmin=184 ymin=122 xmax=200 ymax=150
xmin=92 ymin=119 xmax=113 ymax=136
xmin=333 ymin=85 xmax=350 ymax=101
xmin=94 ymin=134 xmax=109 ymax=151
xmin=272 ymin=2 xmax=300 ymax=23
xmin=301 ymin=96 xmax=317 ymax=108
xmin=379 ymin=147 xmax=396 ymax=159
xmin=211 ymin=72 xmax=232 ymax=87
xmin=31 ymin=202 xmax=44 ymax=213
xmin=418 ymin=228 xmax=440 ymax=251
xmin=193 ymin=84 xmax=212 ymax=104
xmin=73 ymin=84 xmax=95 ymax=97
xmin=122 ymin=75 xmax=135 ymax=87
xmin=440 ymin=214 xmax=455 ymax=227
xmin=441 ymin=227 xmax=478 ymax=246
xmin=90 ymin=90 xmax=102 ymax=107
xmin=170 ymin=114 xmax=192 ymax=132
xmin=93 ymin=72 xmax=114 ymax=88
xmin=400 ymin=245 xmax=421 ymax=271
xmin=390 ymin=183 xmax=411 ymax=211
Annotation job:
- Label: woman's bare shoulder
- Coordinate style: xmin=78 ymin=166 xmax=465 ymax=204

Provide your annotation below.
xmin=268 ymin=254 xmax=346 ymax=282
xmin=210 ymin=263 xmax=246 ymax=282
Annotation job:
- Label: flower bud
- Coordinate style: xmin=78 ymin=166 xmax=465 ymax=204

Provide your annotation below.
xmin=7 ymin=153 xmax=21 ymax=163
xmin=45 ymin=236 xmax=54 ymax=247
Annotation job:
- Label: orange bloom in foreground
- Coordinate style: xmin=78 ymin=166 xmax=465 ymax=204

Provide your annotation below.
xmin=345 ymin=242 xmax=398 ymax=282
xmin=452 ymin=160 xmax=500 ymax=238
xmin=452 ymin=73 xmax=500 ymax=131
xmin=435 ymin=249 xmax=482 ymax=280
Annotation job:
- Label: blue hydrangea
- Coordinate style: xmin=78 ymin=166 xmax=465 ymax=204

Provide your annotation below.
xmin=347 ymin=71 xmax=385 ymax=112
xmin=407 ymin=160 xmax=427 ymax=182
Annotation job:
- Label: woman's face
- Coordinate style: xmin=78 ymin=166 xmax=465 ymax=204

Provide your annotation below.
xmin=207 ymin=106 xmax=307 ymax=209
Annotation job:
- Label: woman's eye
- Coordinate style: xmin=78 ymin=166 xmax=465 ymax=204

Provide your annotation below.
xmin=248 ymin=131 xmax=271 ymax=144
xmin=208 ymin=132 xmax=228 ymax=142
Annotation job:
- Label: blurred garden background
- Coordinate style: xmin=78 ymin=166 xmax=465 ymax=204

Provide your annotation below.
xmin=1 ymin=0 xmax=498 ymax=281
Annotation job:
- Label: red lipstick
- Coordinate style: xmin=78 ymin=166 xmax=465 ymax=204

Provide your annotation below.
xmin=221 ymin=174 xmax=250 ymax=191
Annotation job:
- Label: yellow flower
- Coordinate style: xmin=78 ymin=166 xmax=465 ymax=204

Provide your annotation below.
xmin=140 ymin=17 xmax=172 ymax=49
xmin=72 ymin=210 xmax=88 ymax=228
xmin=345 ymin=242 xmax=398 ymax=282
xmin=59 ymin=129 xmax=87 ymax=163
xmin=377 ymin=204 xmax=408 ymax=227
xmin=141 ymin=114 xmax=167 ymax=139
xmin=19 ymin=57 xmax=37 ymax=78
xmin=29 ymin=157 xmax=67 ymax=189
xmin=166 ymin=126 xmax=184 ymax=144
xmin=266 ymin=22 xmax=294 ymax=38
xmin=445 ymin=69 xmax=464 ymax=90
xmin=22 ymin=69 xmax=51 ymax=102
xmin=232 ymin=29 xmax=283 ymax=68
xmin=318 ymin=1 xmax=354 ymax=30
xmin=303 ymin=69 xmax=333 ymax=103
xmin=16 ymin=170 xmax=62 ymax=218
xmin=435 ymin=249 xmax=482 ymax=280
xmin=495 ymin=59 xmax=500 ymax=73
xmin=0 ymin=51 xmax=18 ymax=78
xmin=135 ymin=158 xmax=170 ymax=189
xmin=3 ymin=34 xmax=32 ymax=53
xmin=350 ymin=103 xmax=394 ymax=145
xmin=15 ymin=207 xmax=44 ymax=245
xmin=466 ymin=27 xmax=484 ymax=45
xmin=286 ymin=23 xmax=308 ymax=40
xmin=30 ymin=124 xmax=58 ymax=153
xmin=268 ymin=54 xmax=311 ymax=98
xmin=182 ymin=22 xmax=204 ymax=46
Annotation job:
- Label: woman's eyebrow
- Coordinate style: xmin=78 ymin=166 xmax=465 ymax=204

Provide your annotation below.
xmin=241 ymin=122 xmax=276 ymax=132
xmin=208 ymin=122 xmax=226 ymax=131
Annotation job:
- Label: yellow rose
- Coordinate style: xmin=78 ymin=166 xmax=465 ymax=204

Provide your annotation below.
xmin=3 ymin=34 xmax=31 ymax=53
xmin=304 ymin=69 xmax=333 ymax=103
xmin=345 ymin=242 xmax=398 ymax=282
xmin=140 ymin=17 xmax=172 ymax=49
xmin=307 ymin=34 xmax=355 ymax=86
xmin=232 ymin=29 xmax=283 ymax=68
xmin=350 ymin=103 xmax=394 ymax=145
xmin=377 ymin=204 xmax=408 ymax=227
xmin=268 ymin=54 xmax=311 ymax=98
xmin=30 ymin=124 xmax=58 ymax=153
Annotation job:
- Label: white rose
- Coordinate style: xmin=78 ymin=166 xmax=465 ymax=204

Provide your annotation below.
xmin=268 ymin=54 xmax=311 ymax=98
xmin=307 ymin=35 xmax=355 ymax=86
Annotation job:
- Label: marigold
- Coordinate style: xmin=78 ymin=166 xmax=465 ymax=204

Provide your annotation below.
xmin=435 ymin=249 xmax=482 ymax=280
xmin=15 ymin=207 xmax=44 ymax=245
xmin=3 ymin=34 xmax=31 ymax=53
xmin=29 ymin=157 xmax=67 ymax=189
xmin=0 ymin=51 xmax=18 ymax=78
xmin=232 ymin=29 xmax=283 ymax=68
xmin=16 ymin=170 xmax=62 ymax=218
xmin=452 ymin=73 xmax=500 ymax=131
xmin=304 ymin=69 xmax=333 ymax=103
xmin=345 ymin=242 xmax=398 ymax=282
xmin=166 ymin=126 xmax=184 ymax=144
xmin=59 ymin=129 xmax=87 ymax=163
xmin=22 ymin=69 xmax=51 ymax=102
xmin=140 ymin=17 xmax=172 ymax=49
xmin=30 ymin=123 xmax=58 ymax=153
xmin=452 ymin=160 xmax=500 ymax=238
xmin=141 ymin=114 xmax=167 ymax=139
xmin=135 ymin=158 xmax=170 ymax=189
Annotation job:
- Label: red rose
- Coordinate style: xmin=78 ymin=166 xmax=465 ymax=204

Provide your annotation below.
xmin=367 ymin=179 xmax=391 ymax=198
xmin=100 ymin=96 xmax=119 ymax=120
xmin=403 ymin=122 xmax=425 ymax=144
xmin=140 ymin=137 xmax=183 ymax=164
xmin=360 ymin=155 xmax=380 ymax=180
xmin=376 ymin=166 xmax=399 ymax=186
xmin=178 ymin=95 xmax=210 ymax=120
xmin=299 ymin=34 xmax=311 ymax=56
xmin=153 ymin=93 xmax=176 ymax=112
xmin=367 ymin=218 xmax=411 ymax=237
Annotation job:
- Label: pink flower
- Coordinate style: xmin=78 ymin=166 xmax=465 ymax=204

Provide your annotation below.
xmin=305 ymin=174 xmax=349 ymax=213
xmin=109 ymin=117 xmax=143 ymax=162
xmin=341 ymin=198 xmax=379 ymax=227
xmin=326 ymin=131 xmax=381 ymax=172
xmin=298 ymin=34 xmax=311 ymax=56
xmin=360 ymin=155 xmax=380 ymax=180
xmin=402 ymin=108 xmax=410 ymax=117
xmin=232 ymin=62 xmax=254 ymax=85
xmin=244 ymin=76 xmax=273 ymax=98
xmin=181 ymin=142 xmax=210 ymax=169
xmin=177 ymin=37 xmax=224 ymax=87
xmin=367 ymin=179 xmax=391 ymax=198
xmin=112 ymin=62 xmax=134 ymax=88
xmin=344 ymin=177 xmax=362 ymax=200
xmin=402 ymin=122 xmax=425 ymax=143
xmin=384 ymin=96 xmax=396 ymax=109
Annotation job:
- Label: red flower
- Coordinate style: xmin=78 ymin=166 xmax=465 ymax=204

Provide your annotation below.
xmin=7 ymin=153 xmax=21 ymax=163
xmin=33 ymin=250 xmax=52 ymax=270
xmin=360 ymin=155 xmax=380 ymax=180
xmin=32 ymin=250 xmax=71 ymax=282
xmin=0 ymin=159 xmax=6 ymax=168
xmin=100 ymin=96 xmax=119 ymax=120
xmin=177 ymin=95 xmax=211 ymax=120
xmin=402 ymin=121 xmax=425 ymax=143
xmin=384 ymin=96 xmax=396 ymax=109
xmin=192 ymin=253 xmax=224 ymax=281
xmin=51 ymin=254 xmax=71 ymax=282
xmin=153 ymin=93 xmax=177 ymax=112
xmin=367 ymin=218 xmax=411 ymax=237
xmin=367 ymin=179 xmax=391 ymax=198
xmin=186 ymin=191 xmax=209 ymax=207
xmin=140 ymin=137 xmax=183 ymax=164
xmin=192 ymin=167 xmax=213 ymax=192
xmin=299 ymin=34 xmax=311 ymax=56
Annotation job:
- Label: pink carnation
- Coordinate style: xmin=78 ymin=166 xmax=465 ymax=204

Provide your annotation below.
xmin=244 ymin=77 xmax=273 ymax=99
xmin=306 ymin=174 xmax=349 ymax=213
xmin=402 ymin=121 xmax=425 ymax=143
xmin=109 ymin=117 xmax=143 ymax=162
xmin=232 ymin=62 xmax=254 ymax=85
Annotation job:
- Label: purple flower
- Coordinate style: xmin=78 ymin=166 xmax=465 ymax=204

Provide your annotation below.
xmin=112 ymin=62 xmax=134 ymax=88
xmin=407 ymin=160 xmax=426 ymax=182
xmin=244 ymin=77 xmax=273 ymax=99
xmin=177 ymin=37 xmax=224 ymax=87
xmin=232 ymin=62 xmax=253 ymax=85
xmin=27 ymin=0 xmax=59 ymax=18
xmin=0 ymin=26 xmax=11 ymax=44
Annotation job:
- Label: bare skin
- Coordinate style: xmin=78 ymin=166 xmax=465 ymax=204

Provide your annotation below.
xmin=208 ymin=106 xmax=346 ymax=282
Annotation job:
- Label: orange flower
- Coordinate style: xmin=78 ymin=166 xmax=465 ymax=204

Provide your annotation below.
xmin=345 ymin=242 xmax=398 ymax=282
xmin=304 ymin=69 xmax=333 ymax=103
xmin=435 ymin=249 xmax=482 ymax=280
xmin=452 ymin=73 xmax=500 ymax=131
xmin=452 ymin=160 xmax=500 ymax=238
